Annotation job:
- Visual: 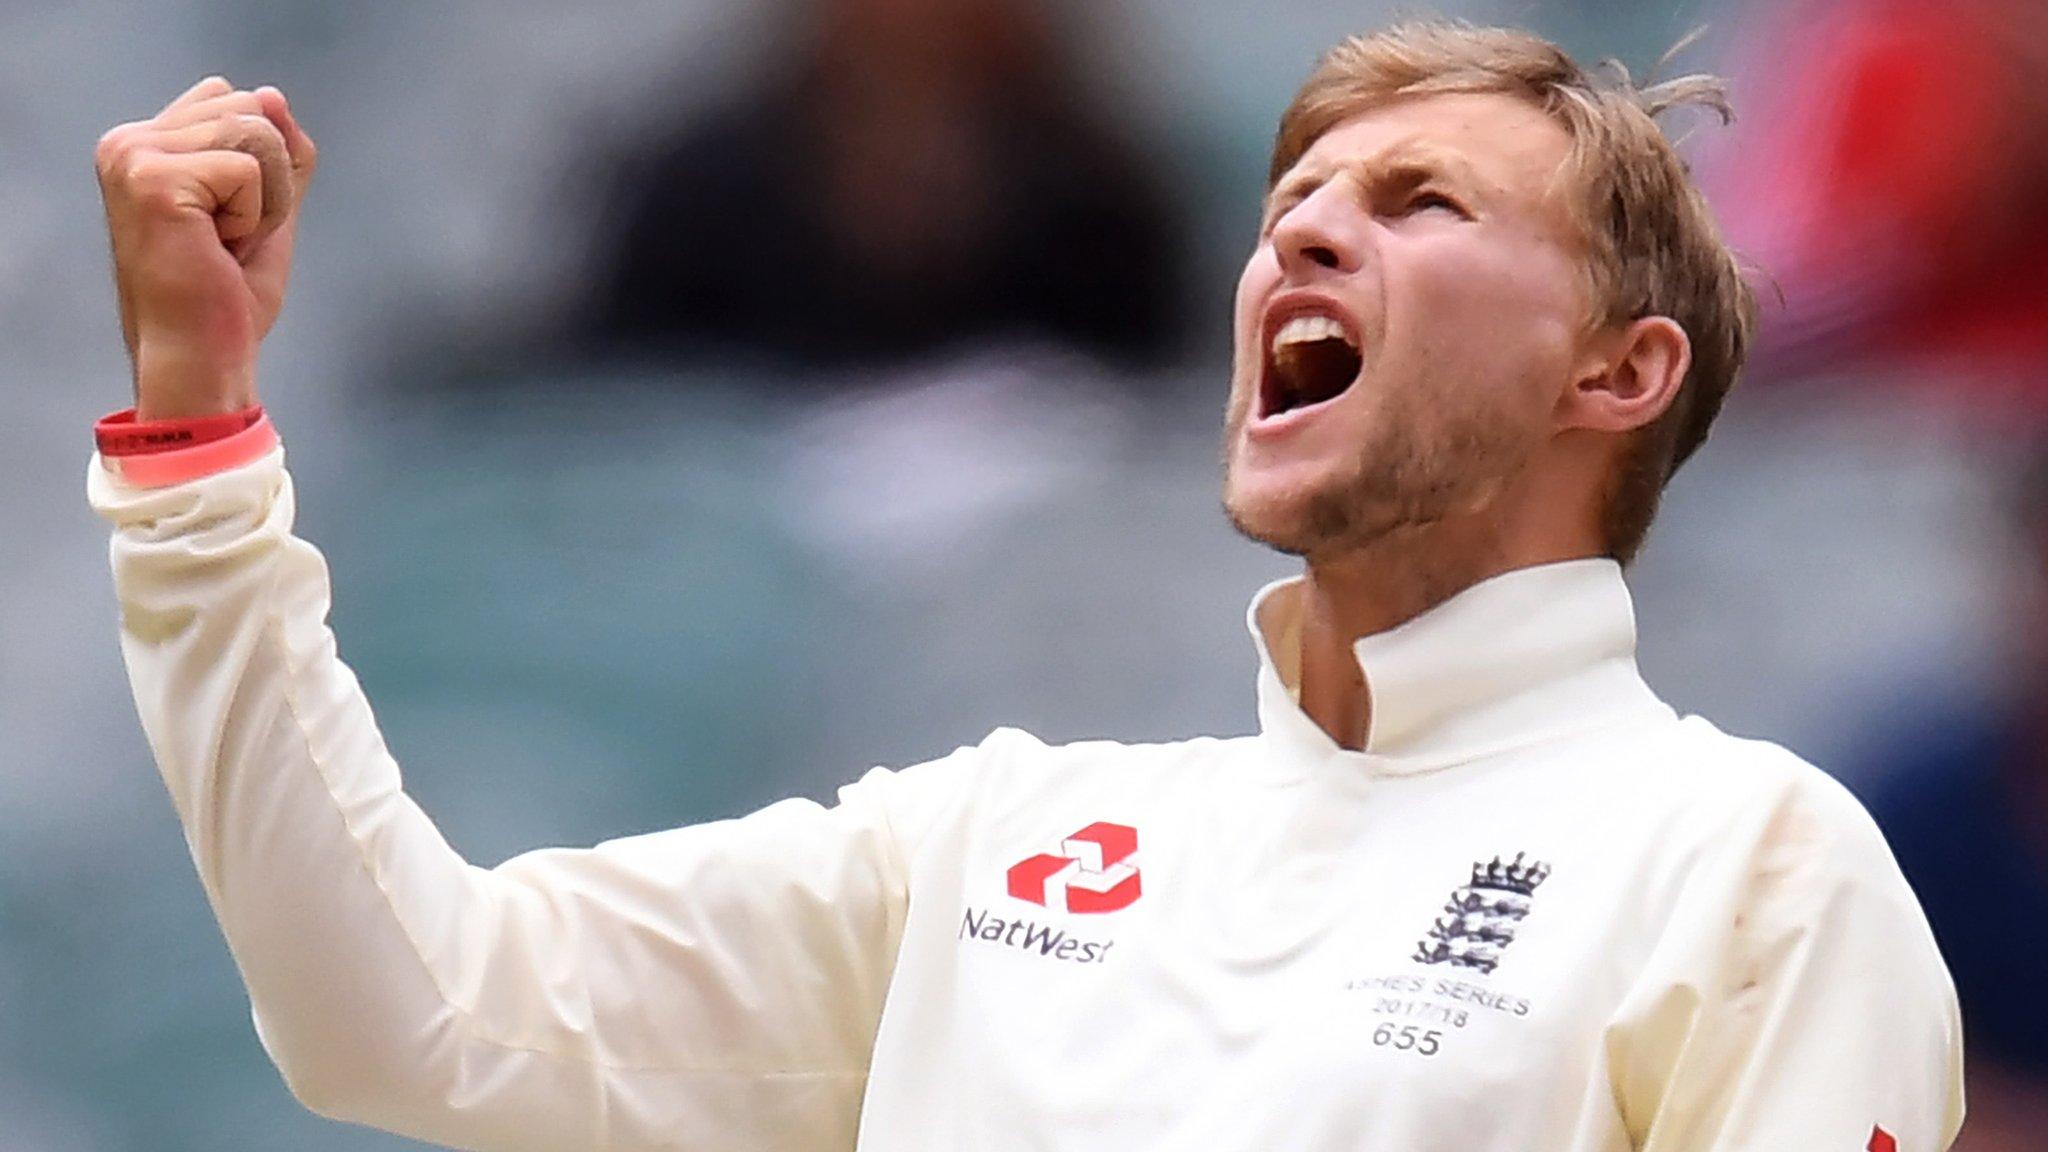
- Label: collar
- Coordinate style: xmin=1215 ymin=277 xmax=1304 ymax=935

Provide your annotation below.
xmin=1248 ymin=558 xmax=1672 ymax=776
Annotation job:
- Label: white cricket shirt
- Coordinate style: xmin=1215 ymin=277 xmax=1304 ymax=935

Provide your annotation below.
xmin=92 ymin=447 xmax=1964 ymax=1151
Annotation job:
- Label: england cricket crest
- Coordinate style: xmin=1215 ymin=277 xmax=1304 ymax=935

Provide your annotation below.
xmin=1412 ymin=852 xmax=1552 ymax=975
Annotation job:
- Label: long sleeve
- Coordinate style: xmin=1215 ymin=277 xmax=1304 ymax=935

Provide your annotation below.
xmin=1608 ymin=764 xmax=1966 ymax=1152
xmin=89 ymin=447 xmax=966 ymax=1152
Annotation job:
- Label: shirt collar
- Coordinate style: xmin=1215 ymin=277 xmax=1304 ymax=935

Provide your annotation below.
xmin=1247 ymin=558 xmax=1672 ymax=776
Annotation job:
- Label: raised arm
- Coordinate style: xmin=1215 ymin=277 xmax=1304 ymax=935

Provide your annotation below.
xmin=90 ymin=79 xmax=950 ymax=1152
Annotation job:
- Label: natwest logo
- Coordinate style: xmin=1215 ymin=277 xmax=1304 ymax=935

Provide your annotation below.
xmin=1006 ymin=822 xmax=1142 ymax=913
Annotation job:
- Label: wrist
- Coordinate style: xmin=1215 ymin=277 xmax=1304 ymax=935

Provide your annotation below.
xmin=132 ymin=333 xmax=256 ymax=421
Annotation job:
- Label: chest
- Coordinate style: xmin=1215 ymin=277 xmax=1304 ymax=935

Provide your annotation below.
xmin=869 ymin=770 xmax=1671 ymax=1149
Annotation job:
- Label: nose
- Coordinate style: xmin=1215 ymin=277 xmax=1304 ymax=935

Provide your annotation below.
xmin=1269 ymin=184 xmax=1367 ymax=282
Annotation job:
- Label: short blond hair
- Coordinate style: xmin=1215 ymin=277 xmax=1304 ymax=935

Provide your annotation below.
xmin=1270 ymin=21 xmax=1756 ymax=563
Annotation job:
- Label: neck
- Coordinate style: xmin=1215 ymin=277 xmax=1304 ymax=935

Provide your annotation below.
xmin=1295 ymin=519 xmax=1594 ymax=751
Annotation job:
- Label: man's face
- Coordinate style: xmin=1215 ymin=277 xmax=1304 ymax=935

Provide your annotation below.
xmin=1222 ymin=92 xmax=1596 ymax=558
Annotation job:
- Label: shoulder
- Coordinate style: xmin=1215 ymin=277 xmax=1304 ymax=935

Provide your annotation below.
xmin=850 ymin=725 xmax=1233 ymax=791
xmin=1643 ymin=718 xmax=1943 ymax=957
xmin=955 ymin=728 xmax=1244 ymax=811
xmin=1638 ymin=716 xmax=1893 ymax=861
xmin=842 ymin=726 xmax=1237 ymax=840
xmin=989 ymin=727 xmax=1239 ymax=770
xmin=1584 ymin=715 xmax=1928 ymax=949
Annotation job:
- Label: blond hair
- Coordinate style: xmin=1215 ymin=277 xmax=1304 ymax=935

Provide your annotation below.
xmin=1270 ymin=21 xmax=1756 ymax=563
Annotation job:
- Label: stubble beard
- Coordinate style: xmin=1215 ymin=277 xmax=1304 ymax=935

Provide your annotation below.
xmin=1221 ymin=382 xmax=1529 ymax=561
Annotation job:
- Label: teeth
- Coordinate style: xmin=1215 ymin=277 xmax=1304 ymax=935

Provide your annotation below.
xmin=1271 ymin=314 xmax=1353 ymax=355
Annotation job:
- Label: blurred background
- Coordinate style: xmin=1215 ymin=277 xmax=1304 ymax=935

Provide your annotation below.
xmin=3 ymin=0 xmax=2045 ymax=1147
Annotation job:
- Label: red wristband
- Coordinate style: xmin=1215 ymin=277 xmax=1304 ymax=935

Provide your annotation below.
xmin=96 ymin=406 xmax=264 ymax=456
xmin=94 ymin=405 xmax=280 ymax=488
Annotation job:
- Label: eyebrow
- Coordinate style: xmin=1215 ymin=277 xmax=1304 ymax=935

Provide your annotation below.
xmin=1261 ymin=142 xmax=1491 ymax=229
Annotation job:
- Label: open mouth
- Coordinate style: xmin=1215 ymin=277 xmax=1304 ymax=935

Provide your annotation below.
xmin=1259 ymin=312 xmax=1364 ymax=420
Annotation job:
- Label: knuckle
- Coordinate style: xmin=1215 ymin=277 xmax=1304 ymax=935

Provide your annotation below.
xmin=94 ymin=124 xmax=141 ymax=172
xmin=114 ymin=153 xmax=173 ymax=200
xmin=196 ymin=93 xmax=256 ymax=122
xmin=121 ymin=154 xmax=178 ymax=203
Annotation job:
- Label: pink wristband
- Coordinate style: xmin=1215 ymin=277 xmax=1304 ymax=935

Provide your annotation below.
xmin=99 ymin=410 xmax=280 ymax=487
xmin=96 ymin=406 xmax=262 ymax=456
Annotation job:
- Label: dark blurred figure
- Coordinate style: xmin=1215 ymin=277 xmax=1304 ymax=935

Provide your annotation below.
xmin=1710 ymin=0 xmax=2048 ymax=394
xmin=577 ymin=0 xmax=1191 ymax=372
xmin=1852 ymin=453 xmax=2048 ymax=1146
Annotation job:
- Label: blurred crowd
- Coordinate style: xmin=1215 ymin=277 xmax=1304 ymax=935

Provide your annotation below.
xmin=3 ymin=0 xmax=2046 ymax=1148
xmin=573 ymin=0 xmax=1192 ymax=371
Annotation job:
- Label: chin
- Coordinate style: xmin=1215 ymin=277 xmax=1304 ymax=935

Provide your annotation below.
xmin=1226 ymin=449 xmax=1451 ymax=560
xmin=1223 ymin=471 xmax=1342 ymax=557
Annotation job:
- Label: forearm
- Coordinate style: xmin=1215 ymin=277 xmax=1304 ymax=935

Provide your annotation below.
xmin=90 ymin=445 xmax=910 ymax=1151
xmin=91 ymin=449 xmax=597 ymax=1147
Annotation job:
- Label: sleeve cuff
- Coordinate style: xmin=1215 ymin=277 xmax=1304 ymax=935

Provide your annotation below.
xmin=95 ymin=407 xmax=281 ymax=488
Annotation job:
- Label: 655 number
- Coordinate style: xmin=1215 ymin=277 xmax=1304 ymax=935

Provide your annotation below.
xmin=1371 ymin=1023 xmax=1441 ymax=1057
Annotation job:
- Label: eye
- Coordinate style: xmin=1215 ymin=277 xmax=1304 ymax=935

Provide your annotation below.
xmin=1403 ymin=190 xmax=1468 ymax=218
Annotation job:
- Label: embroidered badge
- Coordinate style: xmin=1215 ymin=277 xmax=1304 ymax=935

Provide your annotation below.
xmin=1412 ymin=852 xmax=1551 ymax=974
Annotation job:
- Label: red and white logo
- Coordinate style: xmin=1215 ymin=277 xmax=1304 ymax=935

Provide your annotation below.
xmin=1867 ymin=1126 xmax=1896 ymax=1152
xmin=1006 ymin=822 xmax=1142 ymax=913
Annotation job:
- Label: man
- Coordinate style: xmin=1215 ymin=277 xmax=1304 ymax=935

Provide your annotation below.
xmin=88 ymin=21 xmax=1963 ymax=1152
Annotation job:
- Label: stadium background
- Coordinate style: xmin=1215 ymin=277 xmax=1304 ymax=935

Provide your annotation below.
xmin=3 ymin=0 xmax=2044 ymax=1147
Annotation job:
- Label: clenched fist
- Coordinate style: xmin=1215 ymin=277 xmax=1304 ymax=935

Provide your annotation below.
xmin=96 ymin=77 xmax=317 ymax=420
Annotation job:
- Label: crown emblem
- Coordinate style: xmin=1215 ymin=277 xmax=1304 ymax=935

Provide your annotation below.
xmin=1468 ymin=852 xmax=1551 ymax=898
xmin=1412 ymin=850 xmax=1553 ymax=975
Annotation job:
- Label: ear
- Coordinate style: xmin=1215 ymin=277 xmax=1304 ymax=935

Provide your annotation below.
xmin=1559 ymin=316 xmax=1691 ymax=434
